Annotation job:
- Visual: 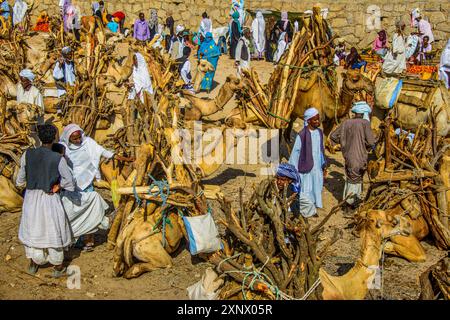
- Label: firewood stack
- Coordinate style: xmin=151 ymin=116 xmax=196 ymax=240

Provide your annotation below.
xmin=364 ymin=117 xmax=450 ymax=251
xmin=234 ymin=6 xmax=337 ymax=129
xmin=208 ymin=179 xmax=343 ymax=300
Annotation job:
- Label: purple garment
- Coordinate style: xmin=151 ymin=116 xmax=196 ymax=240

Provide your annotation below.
xmin=62 ymin=0 xmax=71 ymax=32
xmin=134 ymin=19 xmax=150 ymax=41
xmin=297 ymin=127 xmax=325 ymax=173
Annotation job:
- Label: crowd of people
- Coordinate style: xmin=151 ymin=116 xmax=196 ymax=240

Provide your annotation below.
xmin=3 ymin=1 xmax=450 ymax=276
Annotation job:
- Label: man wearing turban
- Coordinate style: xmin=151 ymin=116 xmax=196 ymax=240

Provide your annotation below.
xmin=330 ymin=101 xmax=376 ymax=215
xmin=17 ymin=69 xmax=44 ymax=111
xmin=53 ymin=46 xmax=76 ymax=98
xmin=276 ymin=163 xmax=316 ymax=218
xmin=288 ymin=107 xmax=327 ymax=217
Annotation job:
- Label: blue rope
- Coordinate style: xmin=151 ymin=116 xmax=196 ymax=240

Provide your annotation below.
xmin=147 ymin=174 xmax=170 ymax=206
xmin=132 ymin=175 xmax=142 ymax=206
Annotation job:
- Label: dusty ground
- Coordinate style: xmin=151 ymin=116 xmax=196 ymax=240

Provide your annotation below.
xmin=0 ymin=53 xmax=446 ymax=300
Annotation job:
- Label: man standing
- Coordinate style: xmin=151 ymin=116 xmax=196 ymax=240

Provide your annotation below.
xmin=289 ymin=107 xmax=327 ymax=217
xmin=330 ymin=102 xmax=376 ymax=215
xmin=16 ymin=124 xmax=75 ymax=277
xmin=53 ymin=46 xmax=76 ymax=98
xmin=169 ymin=25 xmax=185 ymax=60
xmin=164 ymin=11 xmax=175 ymax=52
xmin=16 ymin=69 xmax=44 ymax=111
xmin=133 ymin=12 xmax=150 ymax=43
xmin=414 ymin=11 xmax=434 ymax=44
xmin=235 ymin=27 xmax=251 ymax=76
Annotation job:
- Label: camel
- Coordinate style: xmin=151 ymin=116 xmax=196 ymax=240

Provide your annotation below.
xmin=192 ymin=59 xmax=216 ymax=92
xmin=282 ymin=68 xmax=374 ymax=141
xmin=319 ymin=206 xmax=427 ymax=300
xmin=181 ymin=75 xmax=245 ymax=121
xmin=112 ymin=205 xmax=188 ymax=279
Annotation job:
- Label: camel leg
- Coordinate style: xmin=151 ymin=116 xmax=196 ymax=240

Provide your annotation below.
xmin=123 ymin=261 xmax=171 ymax=279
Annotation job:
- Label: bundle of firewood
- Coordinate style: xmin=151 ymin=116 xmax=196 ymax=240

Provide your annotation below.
xmin=234 ymin=6 xmax=336 ymax=129
xmin=420 ymin=257 xmax=449 ymax=300
xmin=364 ymin=117 xmax=450 ymax=250
xmin=208 ymin=179 xmax=343 ymax=300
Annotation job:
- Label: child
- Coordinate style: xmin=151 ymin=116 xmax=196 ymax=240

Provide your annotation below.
xmin=416 ymin=35 xmax=432 ymax=64
xmin=106 ymin=14 xmax=119 ymax=33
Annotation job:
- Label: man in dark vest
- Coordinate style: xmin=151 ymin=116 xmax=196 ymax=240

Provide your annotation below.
xmin=235 ymin=27 xmax=251 ymax=77
xmin=53 ymin=46 xmax=76 ymax=98
xmin=16 ymin=124 xmax=75 ymax=277
xmin=288 ymin=107 xmax=327 ymax=217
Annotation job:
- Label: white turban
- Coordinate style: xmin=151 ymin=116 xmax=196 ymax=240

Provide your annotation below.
xmin=19 ymin=69 xmax=35 ymax=81
xmin=303 ymin=107 xmax=319 ymax=126
xmin=62 ymin=46 xmax=72 ymax=55
xmin=175 ymin=25 xmax=185 ymax=34
xmin=351 ymin=101 xmax=372 ymax=122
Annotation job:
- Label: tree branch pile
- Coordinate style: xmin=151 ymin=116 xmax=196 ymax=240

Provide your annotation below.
xmin=364 ymin=116 xmax=450 ymax=250
xmin=208 ymin=178 xmax=343 ymax=300
xmin=232 ymin=7 xmax=337 ymax=129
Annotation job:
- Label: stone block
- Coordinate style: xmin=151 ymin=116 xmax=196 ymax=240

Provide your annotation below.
xmin=436 ymin=21 xmax=450 ymax=34
xmin=427 ymin=12 xmax=446 ymax=25
xmin=330 ymin=18 xmax=348 ymax=28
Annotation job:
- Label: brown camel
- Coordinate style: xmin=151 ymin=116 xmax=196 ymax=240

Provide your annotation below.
xmin=182 ymin=75 xmax=245 ymax=121
xmin=320 ymin=206 xmax=427 ymax=300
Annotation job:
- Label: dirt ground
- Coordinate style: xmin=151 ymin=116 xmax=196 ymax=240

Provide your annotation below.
xmin=0 ymin=54 xmax=446 ymax=300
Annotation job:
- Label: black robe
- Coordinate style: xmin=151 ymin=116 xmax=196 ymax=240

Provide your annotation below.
xmin=229 ymin=21 xmax=241 ymax=59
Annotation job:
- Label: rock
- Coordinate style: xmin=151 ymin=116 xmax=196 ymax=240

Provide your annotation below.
xmin=427 ymin=12 xmax=446 ymax=25
xmin=5 ymin=254 xmax=11 ymax=261
xmin=330 ymin=18 xmax=347 ymax=29
xmin=436 ymin=22 xmax=450 ymax=34
xmin=86 ymin=292 xmax=95 ymax=298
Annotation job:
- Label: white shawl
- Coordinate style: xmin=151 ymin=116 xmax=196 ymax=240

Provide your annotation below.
xmin=13 ymin=0 xmax=28 ymax=26
xmin=439 ymin=39 xmax=450 ymax=88
xmin=251 ymin=11 xmax=265 ymax=54
xmin=129 ymin=52 xmax=154 ymax=101
xmin=60 ymin=124 xmax=114 ymax=190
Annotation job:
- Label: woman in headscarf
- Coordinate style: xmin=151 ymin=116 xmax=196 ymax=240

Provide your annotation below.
xmin=439 ymin=39 xmax=450 ymax=89
xmin=127 ymin=52 xmax=154 ymax=102
xmin=197 ymin=31 xmax=221 ymax=92
xmin=251 ymin=11 xmax=266 ymax=60
xmin=345 ymin=47 xmax=367 ymax=71
xmin=372 ymin=30 xmax=387 ymax=57
xmin=176 ymin=46 xmax=194 ymax=93
xmin=148 ymin=9 xmax=158 ymax=41
xmin=13 ymin=0 xmax=28 ymax=29
xmin=382 ymin=20 xmax=407 ymax=75
xmin=199 ymin=11 xmax=212 ymax=39
xmin=59 ymin=124 xmax=133 ymax=251
xmin=276 ymin=11 xmax=292 ymax=40
xmin=229 ymin=11 xmax=242 ymax=59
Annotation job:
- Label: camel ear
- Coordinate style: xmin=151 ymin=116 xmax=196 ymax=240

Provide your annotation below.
xmin=225 ymin=76 xmax=231 ymax=82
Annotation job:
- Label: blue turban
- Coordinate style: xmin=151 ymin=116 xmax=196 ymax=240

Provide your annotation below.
xmin=277 ymin=163 xmax=301 ymax=193
xmin=351 ymin=101 xmax=372 ymax=122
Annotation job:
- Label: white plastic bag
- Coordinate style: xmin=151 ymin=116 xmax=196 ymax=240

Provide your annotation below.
xmin=375 ymin=77 xmax=403 ymax=109
xmin=187 ymin=268 xmax=223 ymax=300
xmin=183 ymin=212 xmax=222 ymax=255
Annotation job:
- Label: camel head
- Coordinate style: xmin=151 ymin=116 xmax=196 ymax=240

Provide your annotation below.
xmin=224 ymin=75 xmax=245 ymax=92
xmin=197 ymin=59 xmax=215 ymax=74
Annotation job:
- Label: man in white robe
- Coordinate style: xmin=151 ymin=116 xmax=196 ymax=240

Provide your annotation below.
xmin=17 ymin=124 xmax=74 ymax=277
xmin=289 ymin=107 xmax=327 ymax=217
xmin=251 ymin=11 xmax=265 ymax=60
xmin=13 ymin=0 xmax=28 ymax=27
xmin=127 ymin=52 xmax=154 ymax=103
xmin=59 ymin=124 xmax=133 ymax=250
xmin=53 ymin=46 xmax=76 ymax=97
xmin=16 ymin=69 xmax=44 ymax=111
xmin=382 ymin=20 xmax=407 ymax=75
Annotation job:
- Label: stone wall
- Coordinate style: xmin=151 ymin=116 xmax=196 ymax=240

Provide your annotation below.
xmin=27 ymin=0 xmax=450 ymax=49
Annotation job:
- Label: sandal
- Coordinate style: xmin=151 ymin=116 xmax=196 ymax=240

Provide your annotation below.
xmin=27 ymin=261 xmax=39 ymax=275
xmin=52 ymin=266 xmax=68 ymax=278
